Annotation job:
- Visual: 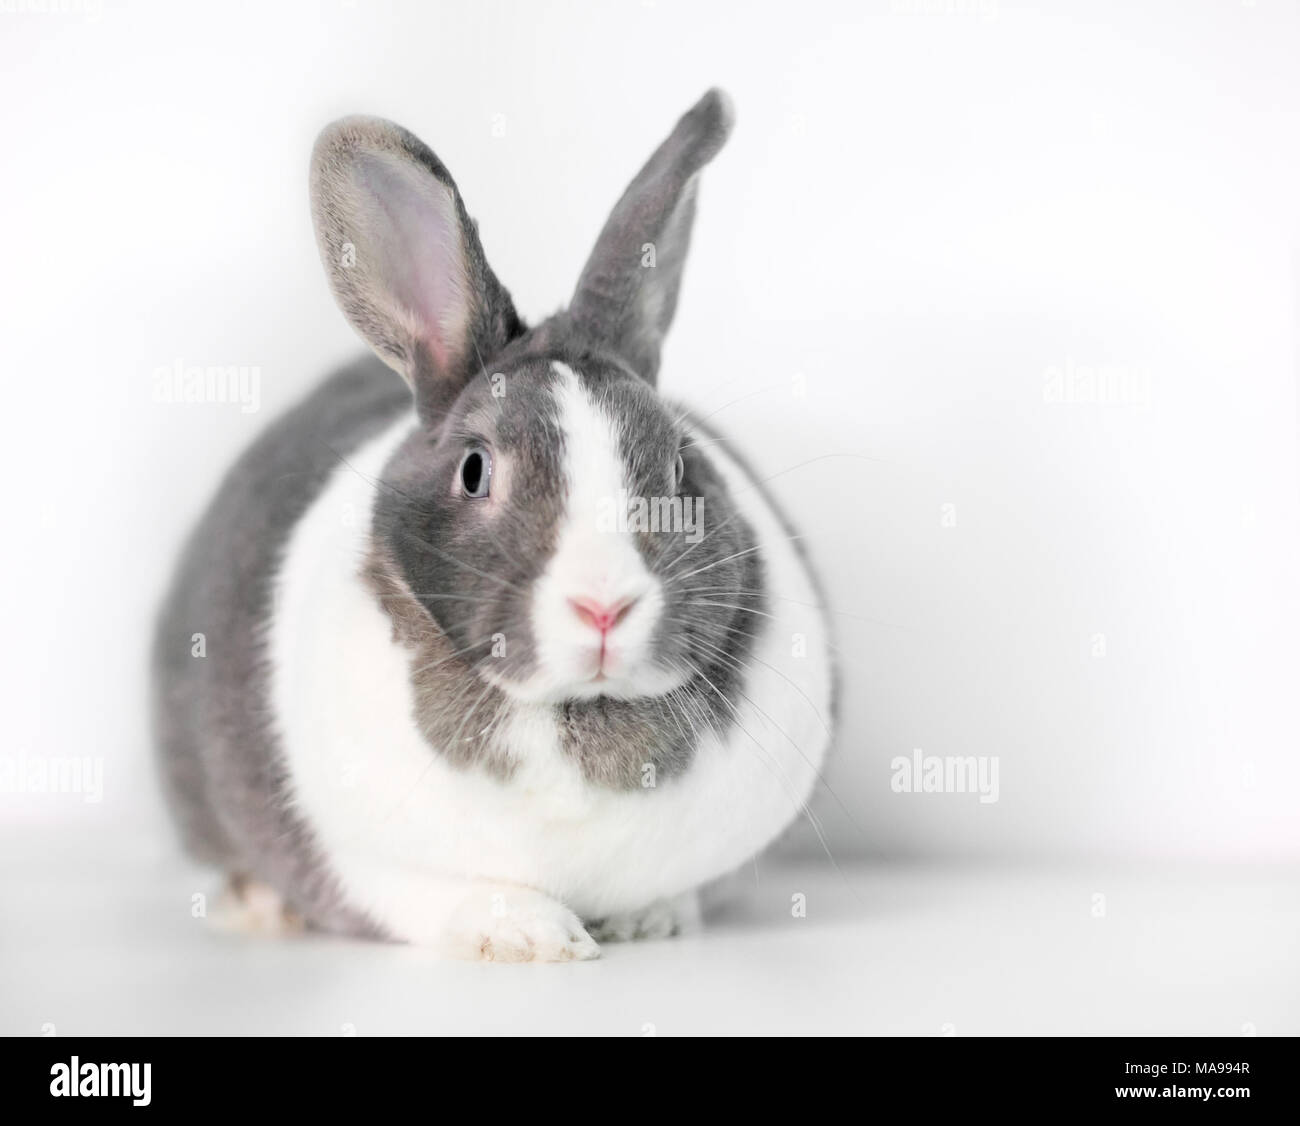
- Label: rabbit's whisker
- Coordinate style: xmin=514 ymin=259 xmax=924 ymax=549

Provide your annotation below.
xmin=661 ymin=618 xmax=832 ymax=739
xmin=687 ymin=635 xmax=870 ymax=853
xmin=662 ymin=450 xmax=893 ymax=579
xmin=402 ymin=592 xmax=502 ymax=605
xmin=677 ymin=599 xmax=779 ymax=622
xmin=664 ymin=544 xmax=768 ymax=584
xmin=399 ymin=529 xmax=525 ymax=593
xmin=408 ymin=637 xmax=494 ymax=679
xmin=674 ymin=655 xmax=848 ymax=890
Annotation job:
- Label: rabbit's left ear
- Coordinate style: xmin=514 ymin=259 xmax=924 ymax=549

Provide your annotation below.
xmin=310 ymin=116 xmax=522 ymax=421
xmin=568 ymin=89 xmax=734 ymax=385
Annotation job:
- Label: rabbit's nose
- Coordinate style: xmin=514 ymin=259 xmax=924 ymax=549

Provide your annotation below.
xmin=567 ymin=595 xmax=639 ymax=634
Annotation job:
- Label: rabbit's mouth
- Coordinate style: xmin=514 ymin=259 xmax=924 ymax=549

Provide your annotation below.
xmin=572 ymin=648 xmax=682 ymax=700
xmin=484 ymin=652 xmax=686 ymax=706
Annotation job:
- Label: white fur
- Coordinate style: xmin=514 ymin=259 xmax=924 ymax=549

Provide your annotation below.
xmin=521 ymin=362 xmax=675 ymax=702
xmin=269 ymin=379 xmax=833 ymax=958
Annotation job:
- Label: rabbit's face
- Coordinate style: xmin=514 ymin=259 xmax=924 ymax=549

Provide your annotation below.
xmin=376 ymin=350 xmax=764 ymax=704
xmin=311 ymin=90 xmax=746 ymax=709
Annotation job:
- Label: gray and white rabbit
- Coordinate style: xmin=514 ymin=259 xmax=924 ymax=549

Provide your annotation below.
xmin=153 ymin=89 xmax=833 ymax=960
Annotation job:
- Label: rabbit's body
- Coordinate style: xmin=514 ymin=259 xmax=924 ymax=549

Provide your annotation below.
xmin=154 ymin=358 xmax=411 ymax=938
xmin=154 ymin=91 xmax=835 ymax=959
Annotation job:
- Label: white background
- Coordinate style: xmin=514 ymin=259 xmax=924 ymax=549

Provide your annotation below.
xmin=3 ymin=0 xmax=1299 ymax=874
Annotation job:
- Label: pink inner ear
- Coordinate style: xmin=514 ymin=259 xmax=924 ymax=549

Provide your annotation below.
xmin=353 ymin=151 xmax=469 ymax=372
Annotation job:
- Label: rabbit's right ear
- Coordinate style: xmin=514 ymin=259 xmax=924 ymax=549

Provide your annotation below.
xmin=310 ymin=117 xmax=522 ymax=420
xmin=567 ymin=89 xmax=734 ymax=385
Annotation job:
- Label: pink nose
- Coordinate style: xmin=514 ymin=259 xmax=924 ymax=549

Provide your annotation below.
xmin=568 ymin=595 xmax=638 ymax=634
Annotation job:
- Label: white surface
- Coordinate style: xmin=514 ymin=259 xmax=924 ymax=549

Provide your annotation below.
xmin=3 ymin=833 xmax=1296 ymax=1036
xmin=2 ymin=0 xmax=1299 ymax=869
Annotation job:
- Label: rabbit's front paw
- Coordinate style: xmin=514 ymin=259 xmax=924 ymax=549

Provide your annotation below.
xmin=445 ymin=886 xmax=600 ymax=963
xmin=586 ymin=890 xmax=701 ymax=942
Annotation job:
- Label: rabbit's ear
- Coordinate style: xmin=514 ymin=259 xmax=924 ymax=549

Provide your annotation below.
xmin=311 ymin=117 xmax=522 ymax=419
xmin=568 ymin=89 xmax=734 ymax=385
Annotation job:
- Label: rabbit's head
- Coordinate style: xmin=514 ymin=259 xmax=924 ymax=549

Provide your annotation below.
xmin=311 ymin=90 xmax=765 ymax=708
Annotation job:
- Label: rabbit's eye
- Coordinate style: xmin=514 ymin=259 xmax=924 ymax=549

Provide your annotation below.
xmin=673 ymin=453 xmax=685 ymax=489
xmin=459 ymin=447 xmax=492 ymax=498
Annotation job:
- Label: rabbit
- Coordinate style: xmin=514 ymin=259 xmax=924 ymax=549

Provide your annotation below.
xmin=152 ymin=88 xmax=834 ymax=961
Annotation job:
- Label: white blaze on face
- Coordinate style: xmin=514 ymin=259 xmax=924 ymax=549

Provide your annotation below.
xmin=527 ymin=362 xmax=674 ymax=702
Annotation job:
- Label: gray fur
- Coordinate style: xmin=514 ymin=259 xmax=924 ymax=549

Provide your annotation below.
xmin=152 ymin=356 xmax=408 ymax=936
xmin=362 ymin=546 xmax=515 ymax=779
xmin=155 ymin=89 xmax=814 ymax=934
xmin=568 ymin=88 xmax=734 ymax=383
xmin=310 ymin=115 xmax=523 ymax=421
xmin=369 ymin=346 xmax=766 ymax=790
